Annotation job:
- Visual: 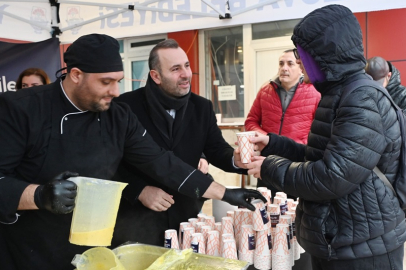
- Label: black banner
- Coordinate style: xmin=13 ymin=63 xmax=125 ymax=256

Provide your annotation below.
xmin=0 ymin=38 xmax=60 ymax=92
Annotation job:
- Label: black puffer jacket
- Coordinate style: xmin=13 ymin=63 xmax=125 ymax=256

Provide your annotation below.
xmin=387 ymin=61 xmax=406 ymax=110
xmin=260 ymin=5 xmax=406 ymax=260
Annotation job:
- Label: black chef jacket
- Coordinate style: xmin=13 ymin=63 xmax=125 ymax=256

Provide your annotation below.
xmin=0 ymin=79 xmax=213 ymax=270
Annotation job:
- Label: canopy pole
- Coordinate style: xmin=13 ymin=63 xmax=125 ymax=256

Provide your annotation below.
xmin=201 ymin=0 xmax=226 ymax=18
xmin=0 ymin=9 xmax=52 ymax=31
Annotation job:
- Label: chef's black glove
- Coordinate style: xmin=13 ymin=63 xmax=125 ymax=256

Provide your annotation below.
xmin=221 ymin=188 xmax=267 ymax=211
xmin=34 ymin=171 xmax=79 ymax=214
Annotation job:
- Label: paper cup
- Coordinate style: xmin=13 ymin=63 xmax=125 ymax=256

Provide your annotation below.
xmin=233 ymin=209 xmax=244 ymax=250
xmin=279 ymin=215 xmax=294 ymax=267
xmin=196 ymin=222 xmax=206 ymax=233
xmin=272 ymin=224 xmax=291 ymax=270
xmin=236 ymin=131 xmax=255 ymax=163
xmin=240 ymin=209 xmax=253 ymax=226
xmin=178 ymin=222 xmax=191 ymax=249
xmin=239 ymin=252 xmax=254 ymax=265
xmin=191 ymin=233 xmax=205 ymax=254
xmin=164 ymin=229 xmax=179 ymax=249
xmin=214 ymin=222 xmax=222 ymax=233
xmin=254 ymin=229 xmax=272 ymax=270
xmin=201 ymin=225 xmax=212 ymax=243
xmin=221 ymin=239 xmax=238 ymax=260
xmin=275 ymin=192 xmax=287 ymax=200
xmin=197 ymin=213 xmax=207 ymax=222
xmin=286 ymin=211 xmax=300 ymax=261
xmin=182 ymin=227 xmax=195 ymax=250
xmin=251 ymin=199 xmax=270 ymax=231
xmin=221 ymin=217 xmax=234 ymax=235
xmin=204 ymin=216 xmax=215 ymax=229
xmin=227 ymin=210 xmax=235 ymax=220
xmin=188 ymin=218 xmax=198 ymax=229
xmin=257 ymin=187 xmax=271 ymax=207
xmin=206 ymin=230 xmax=220 ymax=257
xmin=239 ymin=225 xmax=255 ymax=254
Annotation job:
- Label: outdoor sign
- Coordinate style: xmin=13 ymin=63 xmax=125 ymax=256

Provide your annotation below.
xmin=0 ymin=38 xmax=61 ymax=92
xmin=0 ymin=0 xmax=406 ymax=43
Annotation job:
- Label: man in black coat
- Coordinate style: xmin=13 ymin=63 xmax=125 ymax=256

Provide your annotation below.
xmin=366 ymin=56 xmax=406 ymax=109
xmin=112 ymin=39 xmax=247 ymax=247
xmin=247 ymin=4 xmax=406 ymax=270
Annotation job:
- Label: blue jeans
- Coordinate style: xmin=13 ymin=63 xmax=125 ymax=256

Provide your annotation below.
xmin=311 ymin=244 xmax=404 ymax=270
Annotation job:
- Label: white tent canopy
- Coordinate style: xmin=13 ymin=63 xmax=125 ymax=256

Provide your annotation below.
xmin=1 ymin=0 xmax=406 ymax=43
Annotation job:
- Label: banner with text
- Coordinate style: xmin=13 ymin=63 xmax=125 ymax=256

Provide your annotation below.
xmin=58 ymin=0 xmax=406 ymax=43
xmin=0 ymin=38 xmax=61 ymax=93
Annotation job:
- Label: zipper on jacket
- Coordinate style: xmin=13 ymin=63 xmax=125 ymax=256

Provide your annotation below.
xmin=328 ymin=244 xmax=332 ymax=261
xmin=279 ymin=111 xmax=285 ymax=135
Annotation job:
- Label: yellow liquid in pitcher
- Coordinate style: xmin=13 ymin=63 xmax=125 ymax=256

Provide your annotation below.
xmin=69 ymin=227 xmax=114 ymax=246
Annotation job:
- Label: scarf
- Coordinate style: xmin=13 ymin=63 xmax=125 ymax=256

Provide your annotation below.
xmin=144 ymin=74 xmax=191 ymax=143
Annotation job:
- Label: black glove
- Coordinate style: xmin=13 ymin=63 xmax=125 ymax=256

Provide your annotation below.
xmin=34 ymin=171 xmax=79 ymax=214
xmin=222 ymin=188 xmax=267 ymax=211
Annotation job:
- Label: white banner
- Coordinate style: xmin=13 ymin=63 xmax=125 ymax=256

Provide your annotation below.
xmin=0 ymin=2 xmax=52 ymax=42
xmin=1 ymin=0 xmax=406 ymax=43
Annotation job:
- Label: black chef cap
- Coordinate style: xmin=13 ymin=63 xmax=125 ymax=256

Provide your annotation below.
xmin=64 ymin=33 xmax=123 ymax=73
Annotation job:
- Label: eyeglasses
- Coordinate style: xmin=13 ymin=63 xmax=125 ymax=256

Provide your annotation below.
xmin=293 ymin=48 xmax=300 ymax=59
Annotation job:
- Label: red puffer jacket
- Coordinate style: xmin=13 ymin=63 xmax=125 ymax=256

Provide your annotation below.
xmin=245 ymin=81 xmax=320 ymax=144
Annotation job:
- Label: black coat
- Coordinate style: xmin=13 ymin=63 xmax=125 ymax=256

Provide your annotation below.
xmin=260 ymin=5 xmax=406 ymax=260
xmin=386 ymin=61 xmax=406 ymax=110
xmin=112 ymin=86 xmax=243 ymax=247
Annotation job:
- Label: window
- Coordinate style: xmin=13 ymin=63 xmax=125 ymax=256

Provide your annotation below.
xmin=205 ymin=26 xmax=244 ymax=122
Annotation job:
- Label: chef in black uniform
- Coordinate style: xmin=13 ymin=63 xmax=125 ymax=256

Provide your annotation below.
xmin=0 ymin=34 xmax=265 ymax=270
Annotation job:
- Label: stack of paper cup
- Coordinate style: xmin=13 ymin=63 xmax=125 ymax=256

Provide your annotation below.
xmin=272 ymin=224 xmax=291 ymax=270
xmin=251 ymin=199 xmax=271 ymax=231
xmin=197 ymin=213 xmax=207 ymax=222
xmin=196 ymin=222 xmax=206 ymax=233
xmin=233 ymin=209 xmax=244 ymax=250
xmin=268 ymin=204 xmax=280 ymax=246
xmin=254 ymin=229 xmax=272 ymax=270
xmin=188 ymin=218 xmax=198 ymax=229
xmin=275 ymin=192 xmax=287 ymax=200
xmin=236 ymin=131 xmax=256 ymax=163
xmin=222 ymin=239 xmax=238 ymax=260
xmin=206 ymin=230 xmax=220 ymax=257
xmin=183 ymin=227 xmax=195 ymax=250
xmin=238 ymin=224 xmax=255 ymax=264
xmin=164 ymin=229 xmax=179 ymax=249
xmin=241 ymin=209 xmax=253 ymax=226
xmin=214 ymin=222 xmax=222 ymax=233
xmin=191 ymin=233 xmax=205 ymax=254
xmin=201 ymin=225 xmax=211 ymax=244
xmin=286 ymin=210 xmax=300 ymax=261
xmin=273 ymin=197 xmax=287 ymax=216
xmin=221 ymin=217 xmax=234 ymax=236
xmin=257 ymin=187 xmax=271 ymax=207
xmin=279 ymin=215 xmax=294 ymax=267
xmin=227 ymin=210 xmax=234 ymax=219
xmin=178 ymin=222 xmax=191 ymax=249
xmin=205 ymin=216 xmax=215 ymax=229
xmin=287 ymin=199 xmax=295 ymax=212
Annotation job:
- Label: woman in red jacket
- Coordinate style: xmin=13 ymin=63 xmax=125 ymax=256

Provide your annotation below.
xmin=245 ymin=49 xmax=320 ymax=144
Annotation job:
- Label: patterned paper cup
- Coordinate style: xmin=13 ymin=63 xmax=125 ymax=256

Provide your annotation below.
xmin=178 ymin=222 xmax=191 ymax=249
xmin=254 ymin=229 xmax=272 ymax=270
xmin=206 ymin=230 xmax=220 ymax=257
xmin=188 ymin=218 xmax=198 ymax=229
xmin=240 ymin=209 xmax=253 ymax=226
xmin=239 ymin=225 xmax=255 ymax=254
xmin=251 ymin=199 xmax=271 ymax=231
xmin=239 ymin=252 xmax=254 ymax=265
xmin=236 ymin=131 xmax=255 ymax=163
xmin=197 ymin=213 xmax=207 ymax=222
xmin=222 ymin=239 xmax=238 ymax=260
xmin=196 ymin=221 xmax=206 ymax=233
xmin=233 ymin=209 xmax=245 ymax=250
xmin=204 ymin=216 xmax=216 ymax=229
xmin=257 ymin=187 xmax=271 ymax=206
xmin=164 ymin=229 xmax=179 ymax=249
xmin=201 ymin=225 xmax=212 ymax=243
xmin=227 ymin=210 xmax=235 ymax=220
xmin=275 ymin=192 xmax=287 ymax=200
xmin=286 ymin=211 xmax=300 ymax=261
xmin=287 ymin=199 xmax=295 ymax=212
xmin=214 ymin=222 xmax=222 ymax=233
xmin=183 ymin=227 xmax=195 ymax=250
xmin=221 ymin=217 xmax=234 ymax=235
xmin=191 ymin=233 xmax=206 ymax=254
xmin=279 ymin=215 xmax=294 ymax=267
xmin=272 ymin=224 xmax=291 ymax=270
